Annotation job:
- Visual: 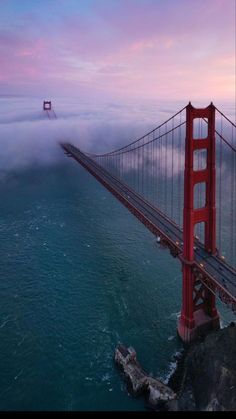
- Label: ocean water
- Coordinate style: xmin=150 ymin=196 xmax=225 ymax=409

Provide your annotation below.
xmin=0 ymin=97 xmax=234 ymax=411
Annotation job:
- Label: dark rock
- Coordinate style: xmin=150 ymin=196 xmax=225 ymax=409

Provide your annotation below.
xmin=178 ymin=324 xmax=236 ymax=411
xmin=114 ymin=345 xmax=177 ymax=409
xmin=115 ymin=324 xmax=236 ymax=411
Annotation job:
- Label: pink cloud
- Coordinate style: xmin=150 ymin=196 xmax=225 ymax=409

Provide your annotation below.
xmin=0 ymin=0 xmax=234 ymax=102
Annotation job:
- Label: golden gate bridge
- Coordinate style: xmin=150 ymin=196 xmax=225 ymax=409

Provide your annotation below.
xmin=46 ymin=101 xmax=235 ymax=343
xmin=43 ymin=100 xmax=57 ymax=119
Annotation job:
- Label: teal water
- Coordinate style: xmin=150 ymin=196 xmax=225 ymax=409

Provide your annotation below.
xmin=0 ymin=97 xmax=234 ymax=411
xmin=0 ymin=162 xmax=183 ymax=410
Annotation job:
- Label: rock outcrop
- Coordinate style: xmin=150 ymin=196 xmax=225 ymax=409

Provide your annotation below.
xmin=177 ymin=322 xmax=236 ymax=411
xmin=114 ymin=344 xmax=177 ymax=410
xmin=115 ymin=323 xmax=236 ymax=411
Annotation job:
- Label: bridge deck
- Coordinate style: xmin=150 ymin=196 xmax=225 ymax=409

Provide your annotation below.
xmin=61 ymin=142 xmax=236 ymax=310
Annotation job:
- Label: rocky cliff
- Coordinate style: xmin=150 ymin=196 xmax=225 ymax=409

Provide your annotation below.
xmin=174 ymin=322 xmax=236 ymax=411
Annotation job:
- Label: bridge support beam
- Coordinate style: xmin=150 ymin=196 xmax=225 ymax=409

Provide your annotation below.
xmin=177 ymin=103 xmax=220 ymax=343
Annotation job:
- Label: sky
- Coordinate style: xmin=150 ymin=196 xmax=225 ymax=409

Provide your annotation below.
xmin=0 ymin=0 xmax=235 ymax=104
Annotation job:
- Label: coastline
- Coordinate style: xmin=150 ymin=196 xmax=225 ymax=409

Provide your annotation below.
xmin=167 ymin=322 xmax=236 ymax=411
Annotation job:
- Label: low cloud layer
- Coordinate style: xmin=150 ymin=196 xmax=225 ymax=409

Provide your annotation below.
xmin=0 ymin=97 xmax=172 ymax=174
xmin=0 ymin=97 xmax=234 ymax=178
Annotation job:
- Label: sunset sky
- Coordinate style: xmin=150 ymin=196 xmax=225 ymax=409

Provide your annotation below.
xmin=0 ymin=0 xmax=235 ymax=103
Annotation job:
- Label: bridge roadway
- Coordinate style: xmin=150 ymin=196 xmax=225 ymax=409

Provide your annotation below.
xmin=61 ymin=142 xmax=236 ymax=310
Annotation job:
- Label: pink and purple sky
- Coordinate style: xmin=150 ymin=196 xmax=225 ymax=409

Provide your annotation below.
xmin=0 ymin=0 xmax=235 ymax=103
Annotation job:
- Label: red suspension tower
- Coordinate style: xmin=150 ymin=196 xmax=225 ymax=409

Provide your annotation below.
xmin=178 ymin=103 xmax=220 ymax=343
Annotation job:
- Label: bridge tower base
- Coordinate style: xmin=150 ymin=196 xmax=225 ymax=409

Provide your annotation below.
xmin=177 ymin=103 xmax=220 ymax=344
xmin=178 ymin=307 xmax=220 ymax=343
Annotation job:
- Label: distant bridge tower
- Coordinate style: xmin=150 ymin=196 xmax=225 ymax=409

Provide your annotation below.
xmin=43 ymin=100 xmax=57 ymax=119
xmin=43 ymin=101 xmax=52 ymax=111
xmin=177 ymin=103 xmax=220 ymax=343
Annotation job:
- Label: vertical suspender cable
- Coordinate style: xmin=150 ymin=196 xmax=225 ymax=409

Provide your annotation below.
xmin=230 ymin=124 xmax=235 ymax=265
xmin=171 ymin=117 xmax=174 ymax=220
xmin=154 ymin=130 xmax=156 ymax=206
xmin=178 ymin=112 xmax=181 ymax=227
xmin=219 ymin=115 xmax=223 ymax=255
xmin=164 ymin=122 xmax=167 ymax=215
xmin=142 ymin=138 xmax=144 ymax=196
xmin=158 ymin=126 xmax=161 ymax=208
xmin=160 ymin=127 xmax=163 ymax=212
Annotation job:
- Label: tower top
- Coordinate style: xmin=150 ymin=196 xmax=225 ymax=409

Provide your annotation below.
xmin=43 ymin=101 xmax=51 ymax=111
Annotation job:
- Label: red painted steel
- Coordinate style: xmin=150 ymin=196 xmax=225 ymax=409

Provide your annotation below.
xmin=61 ymin=143 xmax=236 ymax=334
xmin=61 ymin=102 xmax=236 ymax=342
xmin=178 ymin=103 xmax=220 ymax=342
